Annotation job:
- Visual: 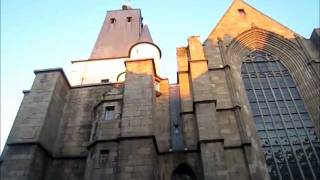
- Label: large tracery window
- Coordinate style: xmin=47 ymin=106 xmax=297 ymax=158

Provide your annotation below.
xmin=241 ymin=51 xmax=320 ymax=180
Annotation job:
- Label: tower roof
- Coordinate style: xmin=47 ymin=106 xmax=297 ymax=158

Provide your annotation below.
xmin=90 ymin=6 xmax=154 ymax=59
xmin=139 ymin=24 xmax=153 ymax=43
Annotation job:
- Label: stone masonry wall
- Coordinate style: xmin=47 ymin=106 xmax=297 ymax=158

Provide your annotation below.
xmin=1 ymin=69 xmax=70 ymax=180
xmin=55 ymin=84 xmax=122 ymax=156
xmin=0 ymin=145 xmax=50 ymax=180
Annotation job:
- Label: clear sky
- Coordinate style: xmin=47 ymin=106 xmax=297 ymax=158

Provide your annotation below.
xmin=1 ymin=0 xmax=319 ymax=152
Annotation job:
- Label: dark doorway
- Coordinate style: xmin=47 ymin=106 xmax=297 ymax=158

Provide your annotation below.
xmin=171 ymin=164 xmax=196 ymax=180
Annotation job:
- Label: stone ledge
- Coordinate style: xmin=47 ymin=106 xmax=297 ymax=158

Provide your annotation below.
xmin=34 ymin=67 xmax=71 ymax=88
xmin=4 ymin=142 xmax=86 ymax=160
xmin=199 ymin=138 xmax=224 ymax=144
xmin=72 ymin=82 xmax=123 ymax=89
xmin=188 ymin=59 xmax=208 ymax=63
xmin=208 ymin=64 xmax=231 ymax=71
xmin=224 ymin=142 xmax=252 ymax=149
xmin=193 ymin=99 xmax=217 ymax=105
xmin=216 ymin=105 xmax=241 ymax=112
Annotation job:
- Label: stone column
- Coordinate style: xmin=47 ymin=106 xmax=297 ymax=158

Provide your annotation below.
xmin=117 ymin=59 xmax=158 ymax=180
xmin=1 ymin=68 xmax=70 ymax=180
xmin=177 ymin=47 xmax=198 ymax=149
xmin=188 ymin=36 xmax=229 ymax=180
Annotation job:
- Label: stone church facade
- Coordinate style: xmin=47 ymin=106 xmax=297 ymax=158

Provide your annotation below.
xmin=1 ymin=1 xmax=319 ymax=180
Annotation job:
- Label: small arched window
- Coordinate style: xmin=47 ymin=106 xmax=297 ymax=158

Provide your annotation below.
xmin=110 ymin=18 xmax=116 ymax=24
xmin=171 ymin=164 xmax=196 ymax=180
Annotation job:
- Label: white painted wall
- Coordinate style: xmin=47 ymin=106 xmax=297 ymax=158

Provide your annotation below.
xmin=69 ymin=58 xmax=127 ymax=86
xmin=130 ymin=43 xmax=161 ymax=76
xmin=68 ymin=43 xmax=161 ymax=86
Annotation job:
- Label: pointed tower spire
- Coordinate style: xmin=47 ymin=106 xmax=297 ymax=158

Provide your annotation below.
xmin=139 ymin=24 xmax=153 ymax=43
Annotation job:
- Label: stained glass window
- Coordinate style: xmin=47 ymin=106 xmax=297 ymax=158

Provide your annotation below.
xmin=241 ymin=51 xmax=320 ymax=180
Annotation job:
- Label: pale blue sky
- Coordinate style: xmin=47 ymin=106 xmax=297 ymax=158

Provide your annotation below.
xmin=1 ymin=0 xmax=319 ymax=152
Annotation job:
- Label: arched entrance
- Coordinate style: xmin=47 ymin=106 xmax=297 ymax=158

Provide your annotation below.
xmin=171 ymin=164 xmax=196 ymax=180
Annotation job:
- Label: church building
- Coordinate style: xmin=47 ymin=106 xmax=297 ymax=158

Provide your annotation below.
xmin=1 ymin=0 xmax=319 ymax=179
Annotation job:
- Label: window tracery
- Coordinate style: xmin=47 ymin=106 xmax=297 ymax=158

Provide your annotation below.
xmin=241 ymin=51 xmax=320 ymax=180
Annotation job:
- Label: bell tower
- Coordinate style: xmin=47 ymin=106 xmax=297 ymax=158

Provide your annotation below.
xmin=83 ymin=5 xmax=163 ymax=180
xmin=69 ymin=5 xmax=161 ymax=85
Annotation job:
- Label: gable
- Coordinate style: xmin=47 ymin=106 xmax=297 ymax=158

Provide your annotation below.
xmin=206 ymin=0 xmax=297 ymax=43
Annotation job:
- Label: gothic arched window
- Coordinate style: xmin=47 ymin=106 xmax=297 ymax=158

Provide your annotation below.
xmin=171 ymin=164 xmax=196 ymax=180
xmin=241 ymin=51 xmax=320 ymax=180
